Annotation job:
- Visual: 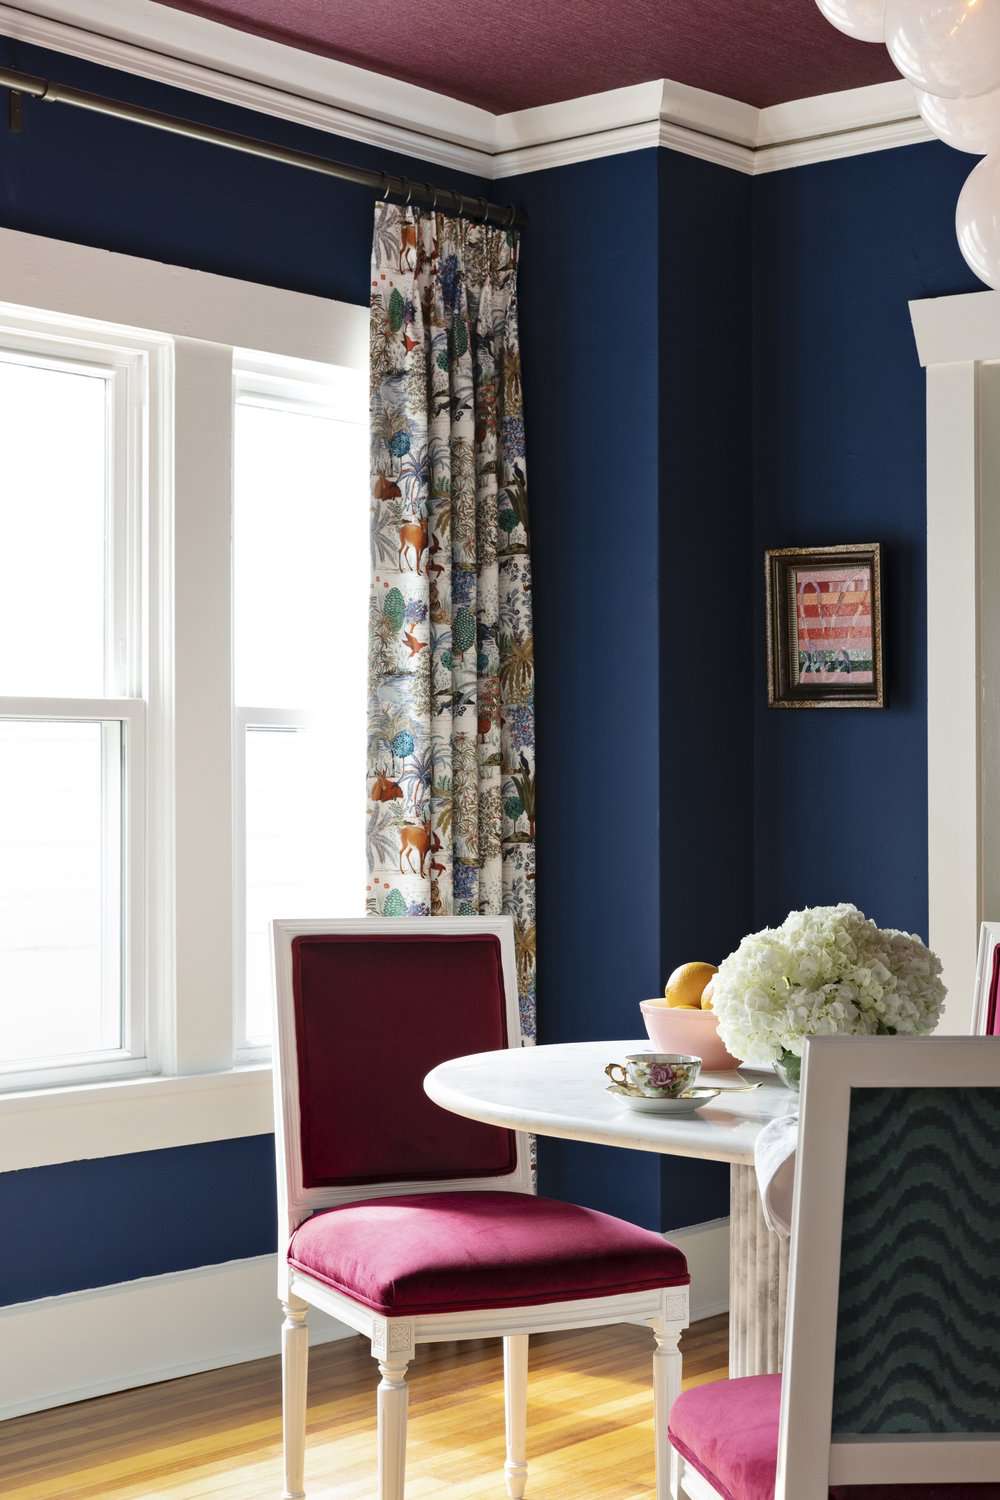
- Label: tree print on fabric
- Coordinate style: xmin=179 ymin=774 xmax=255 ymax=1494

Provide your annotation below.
xmin=367 ymin=204 xmax=537 ymax=1040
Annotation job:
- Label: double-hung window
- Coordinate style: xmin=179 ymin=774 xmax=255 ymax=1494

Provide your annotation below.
xmin=0 ymin=232 xmax=368 ymax=1147
xmin=0 ymin=321 xmax=155 ymax=1090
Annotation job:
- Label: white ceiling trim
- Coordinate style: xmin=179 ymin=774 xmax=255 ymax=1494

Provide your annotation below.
xmin=1 ymin=0 xmax=934 ymax=180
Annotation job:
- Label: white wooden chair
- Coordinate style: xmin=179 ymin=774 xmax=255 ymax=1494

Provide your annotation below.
xmin=667 ymin=1034 xmax=1000 ymax=1500
xmin=971 ymin=921 xmax=1000 ymax=1034
xmin=271 ymin=915 xmax=690 ymax=1500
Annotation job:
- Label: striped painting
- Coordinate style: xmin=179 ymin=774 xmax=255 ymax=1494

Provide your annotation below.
xmin=789 ymin=564 xmax=873 ymax=686
xmin=831 ymin=1086 xmax=1000 ymax=1435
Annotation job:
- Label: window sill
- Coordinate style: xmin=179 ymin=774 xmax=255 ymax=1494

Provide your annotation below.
xmin=0 ymin=1065 xmax=274 ymax=1173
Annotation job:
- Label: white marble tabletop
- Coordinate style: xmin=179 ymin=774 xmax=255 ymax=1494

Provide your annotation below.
xmin=424 ymin=1039 xmax=793 ymax=1167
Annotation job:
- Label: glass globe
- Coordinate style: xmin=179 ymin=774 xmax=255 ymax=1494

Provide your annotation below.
xmin=956 ymin=153 xmax=1000 ymax=288
xmin=815 ymin=0 xmax=886 ymax=42
xmin=917 ymin=86 xmax=1000 ymax=153
xmin=886 ymin=0 xmax=1000 ymax=99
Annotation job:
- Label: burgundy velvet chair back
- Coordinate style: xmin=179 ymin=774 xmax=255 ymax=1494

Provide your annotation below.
xmin=285 ymin=925 xmax=518 ymax=1191
xmin=985 ymin=941 xmax=1000 ymax=1035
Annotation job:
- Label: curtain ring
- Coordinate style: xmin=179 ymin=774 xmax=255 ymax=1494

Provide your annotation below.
xmin=381 ymin=173 xmax=392 ymax=201
xmin=505 ymin=203 xmax=517 ymax=229
xmin=431 ymin=183 xmax=439 ymax=211
xmin=423 ymin=181 xmax=435 ymax=212
xmin=404 ymin=179 xmax=413 ymax=206
xmin=455 ymin=192 xmax=466 ymax=218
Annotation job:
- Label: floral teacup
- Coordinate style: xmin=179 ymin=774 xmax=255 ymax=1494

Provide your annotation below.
xmin=604 ymin=1052 xmax=701 ymax=1098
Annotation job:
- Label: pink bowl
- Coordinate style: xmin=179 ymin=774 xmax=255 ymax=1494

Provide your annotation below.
xmin=639 ymin=1001 xmax=741 ymax=1070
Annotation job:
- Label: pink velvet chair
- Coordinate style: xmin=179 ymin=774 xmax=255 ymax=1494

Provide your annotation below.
xmin=667 ymin=1034 xmax=1000 ymax=1500
xmin=271 ymin=915 xmax=690 ymax=1500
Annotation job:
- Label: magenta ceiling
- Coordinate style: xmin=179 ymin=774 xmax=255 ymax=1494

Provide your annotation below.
xmin=153 ymin=0 xmax=899 ymax=113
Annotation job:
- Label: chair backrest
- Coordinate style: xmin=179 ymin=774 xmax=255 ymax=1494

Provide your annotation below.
xmin=972 ymin=921 xmax=1000 ymax=1034
xmin=778 ymin=1035 xmax=1000 ymax=1499
xmin=271 ymin=916 xmax=531 ymax=1249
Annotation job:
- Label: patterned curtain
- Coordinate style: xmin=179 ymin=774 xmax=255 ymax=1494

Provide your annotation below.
xmin=366 ymin=204 xmax=536 ymax=1041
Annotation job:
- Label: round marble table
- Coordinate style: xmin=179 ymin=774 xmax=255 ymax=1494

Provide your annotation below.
xmin=424 ymin=1039 xmax=794 ymax=1378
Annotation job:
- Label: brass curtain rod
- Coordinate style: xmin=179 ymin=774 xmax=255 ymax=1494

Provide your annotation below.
xmin=0 ymin=64 xmax=526 ymax=229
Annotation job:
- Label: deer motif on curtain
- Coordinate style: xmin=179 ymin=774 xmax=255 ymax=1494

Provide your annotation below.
xmin=366 ymin=204 xmax=536 ymax=1040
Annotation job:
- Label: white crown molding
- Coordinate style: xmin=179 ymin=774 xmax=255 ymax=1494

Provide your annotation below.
xmin=0 ymin=0 xmax=934 ymax=183
xmin=754 ymin=77 xmax=931 ymax=173
xmin=0 ymin=0 xmax=497 ymax=172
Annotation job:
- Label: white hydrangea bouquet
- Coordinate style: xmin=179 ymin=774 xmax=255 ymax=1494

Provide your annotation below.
xmin=711 ymin=903 xmax=946 ymax=1087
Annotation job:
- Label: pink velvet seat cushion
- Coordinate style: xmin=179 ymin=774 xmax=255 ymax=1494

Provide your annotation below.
xmin=668 ymin=1378 xmax=1000 ymax=1500
xmin=288 ymin=1190 xmax=689 ymax=1316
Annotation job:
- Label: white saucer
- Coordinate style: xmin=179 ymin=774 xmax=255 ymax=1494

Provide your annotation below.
xmin=606 ymin=1084 xmax=721 ymax=1115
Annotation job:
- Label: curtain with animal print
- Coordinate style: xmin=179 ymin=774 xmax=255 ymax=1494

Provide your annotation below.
xmin=366 ymin=204 xmax=536 ymax=1040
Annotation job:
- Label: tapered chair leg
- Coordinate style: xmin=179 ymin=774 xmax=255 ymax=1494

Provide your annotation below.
xmin=652 ymin=1319 xmax=683 ymax=1500
xmin=281 ymin=1297 xmax=309 ymax=1500
xmin=503 ymin=1333 xmax=529 ymax=1499
xmin=376 ymin=1354 xmax=410 ymax=1500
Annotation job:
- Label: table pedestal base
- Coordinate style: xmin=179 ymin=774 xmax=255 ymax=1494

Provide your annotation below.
xmin=728 ymin=1164 xmax=788 ymax=1377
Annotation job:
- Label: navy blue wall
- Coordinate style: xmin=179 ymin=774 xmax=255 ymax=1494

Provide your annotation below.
xmin=752 ymin=142 xmax=981 ymax=938
xmin=514 ymin=149 xmax=752 ymax=1232
xmin=0 ymin=36 xmax=489 ymax=305
xmin=658 ymin=149 xmax=754 ymax=1228
xmin=513 ymin=151 xmax=666 ymax=1229
xmin=0 ymin=1138 xmax=276 ymax=1306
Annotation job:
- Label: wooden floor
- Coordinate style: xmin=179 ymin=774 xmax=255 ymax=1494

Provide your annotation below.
xmin=0 ymin=1315 xmax=727 ymax=1500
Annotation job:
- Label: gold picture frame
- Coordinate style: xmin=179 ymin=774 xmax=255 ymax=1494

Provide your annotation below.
xmin=765 ymin=543 xmax=884 ymax=709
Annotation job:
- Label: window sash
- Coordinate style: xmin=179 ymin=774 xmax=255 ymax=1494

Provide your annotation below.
xmin=0 ymin=697 xmax=146 ymax=1089
xmin=232 ymin=706 xmax=306 ymax=1062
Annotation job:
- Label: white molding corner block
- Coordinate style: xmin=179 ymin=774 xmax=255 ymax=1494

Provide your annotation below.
xmin=0 ymin=1254 xmax=351 ymax=1421
xmin=3 ymin=0 xmax=932 ymax=180
xmin=0 ymin=1222 xmax=729 ymax=1420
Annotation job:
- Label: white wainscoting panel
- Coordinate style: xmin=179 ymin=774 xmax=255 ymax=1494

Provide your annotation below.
xmin=0 ymin=1253 xmax=351 ymax=1421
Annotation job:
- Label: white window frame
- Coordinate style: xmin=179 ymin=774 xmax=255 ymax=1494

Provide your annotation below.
xmin=0 ymin=317 xmax=160 ymax=1091
xmin=0 ymin=226 xmax=367 ymax=1168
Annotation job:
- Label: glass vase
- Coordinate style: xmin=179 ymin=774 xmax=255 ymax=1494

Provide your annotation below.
xmin=775 ymin=1050 xmax=801 ymax=1091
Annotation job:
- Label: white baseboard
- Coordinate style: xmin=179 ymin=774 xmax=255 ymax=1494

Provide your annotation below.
xmin=0 ymin=1253 xmax=352 ymax=1421
xmin=666 ymin=1217 xmax=730 ymax=1322
xmin=0 ymin=1219 xmax=730 ymax=1421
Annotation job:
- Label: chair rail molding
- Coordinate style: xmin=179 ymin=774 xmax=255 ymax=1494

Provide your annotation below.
xmin=1 ymin=1 xmax=931 ymax=178
xmin=911 ymin=290 xmax=1000 ymax=1031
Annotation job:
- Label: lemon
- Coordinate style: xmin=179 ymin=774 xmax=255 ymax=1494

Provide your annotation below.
xmin=664 ymin=961 xmax=718 ymax=1010
xmin=701 ymin=977 xmax=716 ymax=1011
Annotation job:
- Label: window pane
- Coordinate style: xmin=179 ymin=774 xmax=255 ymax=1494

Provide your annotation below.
xmin=0 ymin=357 xmax=109 ymax=696
xmin=235 ymin=391 xmax=368 ymax=1046
xmin=234 ymin=401 xmax=368 ymax=709
xmin=0 ymin=720 xmax=122 ymax=1068
xmin=244 ymin=726 xmax=362 ymax=1044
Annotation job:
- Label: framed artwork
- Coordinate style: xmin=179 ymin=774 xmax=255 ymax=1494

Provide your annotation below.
xmin=765 ymin=542 xmax=884 ymax=709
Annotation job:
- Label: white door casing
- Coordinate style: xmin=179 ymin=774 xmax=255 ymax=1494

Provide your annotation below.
xmin=911 ymin=289 xmax=1000 ymax=1031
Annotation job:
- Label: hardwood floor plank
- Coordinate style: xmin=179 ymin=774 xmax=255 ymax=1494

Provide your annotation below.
xmin=0 ymin=1317 xmax=728 ymax=1500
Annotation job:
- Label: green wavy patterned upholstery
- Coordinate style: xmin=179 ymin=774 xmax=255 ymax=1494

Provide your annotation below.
xmin=831 ymin=1087 xmax=1000 ymax=1435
